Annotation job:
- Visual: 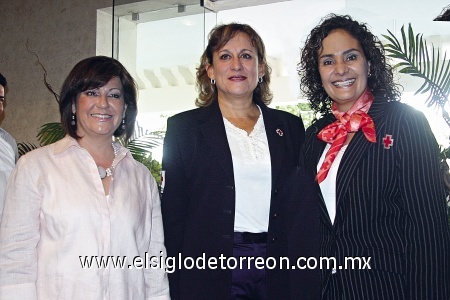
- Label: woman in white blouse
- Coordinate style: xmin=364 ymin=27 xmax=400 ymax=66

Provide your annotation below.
xmin=161 ymin=23 xmax=319 ymax=300
xmin=0 ymin=56 xmax=170 ymax=299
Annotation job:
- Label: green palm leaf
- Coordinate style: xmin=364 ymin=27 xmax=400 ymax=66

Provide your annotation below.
xmin=37 ymin=122 xmax=65 ymax=146
xmin=115 ymin=125 xmax=164 ymax=160
xmin=115 ymin=125 xmax=164 ymax=186
xmin=382 ymin=24 xmax=450 ymax=127
xmin=126 ymin=133 xmax=164 ymax=159
xmin=17 ymin=142 xmax=38 ymax=157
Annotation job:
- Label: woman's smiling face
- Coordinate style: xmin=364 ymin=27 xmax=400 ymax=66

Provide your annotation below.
xmin=207 ymin=32 xmax=264 ymax=102
xmin=74 ymin=76 xmax=126 ymax=140
xmin=318 ymin=29 xmax=370 ymax=112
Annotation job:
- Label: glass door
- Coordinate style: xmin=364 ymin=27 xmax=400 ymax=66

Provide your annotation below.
xmin=97 ymin=0 xmax=450 ymax=155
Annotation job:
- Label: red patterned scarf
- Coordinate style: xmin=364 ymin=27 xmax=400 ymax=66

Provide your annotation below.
xmin=316 ymin=88 xmax=376 ymax=184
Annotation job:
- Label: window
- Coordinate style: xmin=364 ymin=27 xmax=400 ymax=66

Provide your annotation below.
xmin=97 ymin=0 xmax=450 ymax=162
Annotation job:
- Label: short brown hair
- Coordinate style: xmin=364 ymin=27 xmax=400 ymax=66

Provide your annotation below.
xmin=60 ymin=56 xmax=138 ymax=142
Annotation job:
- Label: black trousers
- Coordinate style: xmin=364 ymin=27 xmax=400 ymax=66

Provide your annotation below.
xmin=231 ymin=232 xmax=268 ymax=300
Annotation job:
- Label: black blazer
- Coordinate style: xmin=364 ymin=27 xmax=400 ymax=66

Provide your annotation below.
xmin=302 ymin=98 xmax=450 ymax=300
xmin=161 ymin=99 xmax=320 ymax=300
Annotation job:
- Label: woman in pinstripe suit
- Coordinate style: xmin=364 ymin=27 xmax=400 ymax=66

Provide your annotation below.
xmin=298 ymin=14 xmax=450 ymax=299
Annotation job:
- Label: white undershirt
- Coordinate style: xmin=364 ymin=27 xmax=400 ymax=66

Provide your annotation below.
xmin=317 ymin=143 xmax=348 ymax=224
xmin=223 ymin=107 xmax=272 ymax=233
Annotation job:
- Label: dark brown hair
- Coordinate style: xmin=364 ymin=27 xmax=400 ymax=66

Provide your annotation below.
xmin=0 ymin=73 xmax=7 ymax=87
xmin=60 ymin=56 xmax=137 ymax=142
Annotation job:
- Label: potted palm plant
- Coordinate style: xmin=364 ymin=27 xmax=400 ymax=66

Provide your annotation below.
xmin=382 ymin=23 xmax=450 ymax=221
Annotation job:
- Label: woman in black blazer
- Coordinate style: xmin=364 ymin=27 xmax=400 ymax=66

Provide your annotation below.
xmin=161 ymin=23 xmax=320 ymax=299
xmin=298 ymin=14 xmax=450 ymax=299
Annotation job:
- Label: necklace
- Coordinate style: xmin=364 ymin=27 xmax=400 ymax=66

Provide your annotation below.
xmin=97 ymin=143 xmax=119 ymax=180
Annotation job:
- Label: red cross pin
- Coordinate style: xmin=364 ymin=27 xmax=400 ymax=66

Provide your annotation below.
xmin=276 ymin=129 xmax=283 ymax=136
xmin=383 ymin=134 xmax=394 ymax=149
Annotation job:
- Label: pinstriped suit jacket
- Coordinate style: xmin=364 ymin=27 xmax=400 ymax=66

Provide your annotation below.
xmin=302 ymin=98 xmax=450 ymax=300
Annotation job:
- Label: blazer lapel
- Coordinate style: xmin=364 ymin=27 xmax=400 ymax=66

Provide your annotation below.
xmin=260 ymin=104 xmax=286 ymax=189
xmin=198 ymin=101 xmax=234 ymax=182
xmin=334 ymin=99 xmax=386 ymax=224
xmin=307 ymin=120 xmax=331 ymax=174
xmin=308 ymin=116 xmax=334 ymax=230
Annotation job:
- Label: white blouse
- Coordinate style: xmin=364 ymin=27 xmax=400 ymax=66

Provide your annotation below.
xmin=317 ymin=143 xmax=348 ymax=224
xmin=0 ymin=136 xmax=169 ymax=300
xmin=223 ymin=108 xmax=272 ymax=233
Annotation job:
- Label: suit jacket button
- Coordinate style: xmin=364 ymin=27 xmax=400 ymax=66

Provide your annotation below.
xmin=271 ymin=237 xmax=277 ymax=243
xmin=273 ymin=213 xmax=279 ymax=218
xmin=222 ymin=234 xmax=231 ymax=239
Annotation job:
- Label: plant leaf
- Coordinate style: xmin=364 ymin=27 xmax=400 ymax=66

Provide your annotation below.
xmin=383 ymin=23 xmax=450 ymax=124
xmin=17 ymin=142 xmax=38 ymax=157
xmin=37 ymin=122 xmax=65 ymax=146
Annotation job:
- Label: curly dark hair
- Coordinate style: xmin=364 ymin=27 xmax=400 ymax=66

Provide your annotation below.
xmin=60 ymin=56 xmax=138 ymax=142
xmin=196 ymin=23 xmax=272 ymax=107
xmin=434 ymin=5 xmax=450 ymax=21
xmin=298 ymin=14 xmax=401 ymax=115
xmin=0 ymin=73 xmax=6 ymax=87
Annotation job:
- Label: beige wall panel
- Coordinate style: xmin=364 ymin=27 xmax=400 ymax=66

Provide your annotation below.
xmin=0 ymin=0 xmax=111 ymax=145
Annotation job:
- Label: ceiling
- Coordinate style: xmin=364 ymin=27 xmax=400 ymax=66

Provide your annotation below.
xmin=113 ymin=0 xmax=199 ymax=14
xmin=107 ymin=0 xmax=290 ymax=17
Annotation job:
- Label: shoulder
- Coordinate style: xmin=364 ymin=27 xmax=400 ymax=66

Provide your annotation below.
xmin=0 ymin=127 xmax=15 ymax=142
xmin=380 ymin=101 xmax=429 ymax=126
xmin=131 ymin=157 xmax=158 ymax=182
xmin=305 ymin=114 xmax=334 ymax=135
xmin=384 ymin=100 xmax=418 ymax=113
xmin=18 ymin=136 xmax=79 ymax=165
xmin=165 ymin=108 xmax=206 ymax=142
xmin=371 ymin=97 xmax=423 ymax=117
xmin=18 ymin=142 xmax=54 ymax=162
xmin=265 ymin=107 xmax=304 ymax=133
xmin=12 ymin=143 xmax=56 ymax=180
xmin=124 ymin=156 xmax=160 ymax=197
xmin=0 ymin=127 xmax=17 ymax=150
xmin=167 ymin=107 xmax=203 ymax=124
xmin=125 ymin=151 xmax=149 ymax=174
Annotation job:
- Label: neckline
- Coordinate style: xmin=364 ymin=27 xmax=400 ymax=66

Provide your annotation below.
xmin=223 ymin=104 xmax=263 ymax=136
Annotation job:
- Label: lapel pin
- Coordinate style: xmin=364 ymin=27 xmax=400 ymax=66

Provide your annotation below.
xmin=382 ymin=134 xmax=394 ymax=149
xmin=276 ymin=129 xmax=283 ymax=136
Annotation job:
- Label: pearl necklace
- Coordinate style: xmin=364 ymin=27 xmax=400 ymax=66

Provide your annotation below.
xmin=97 ymin=143 xmax=119 ymax=180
